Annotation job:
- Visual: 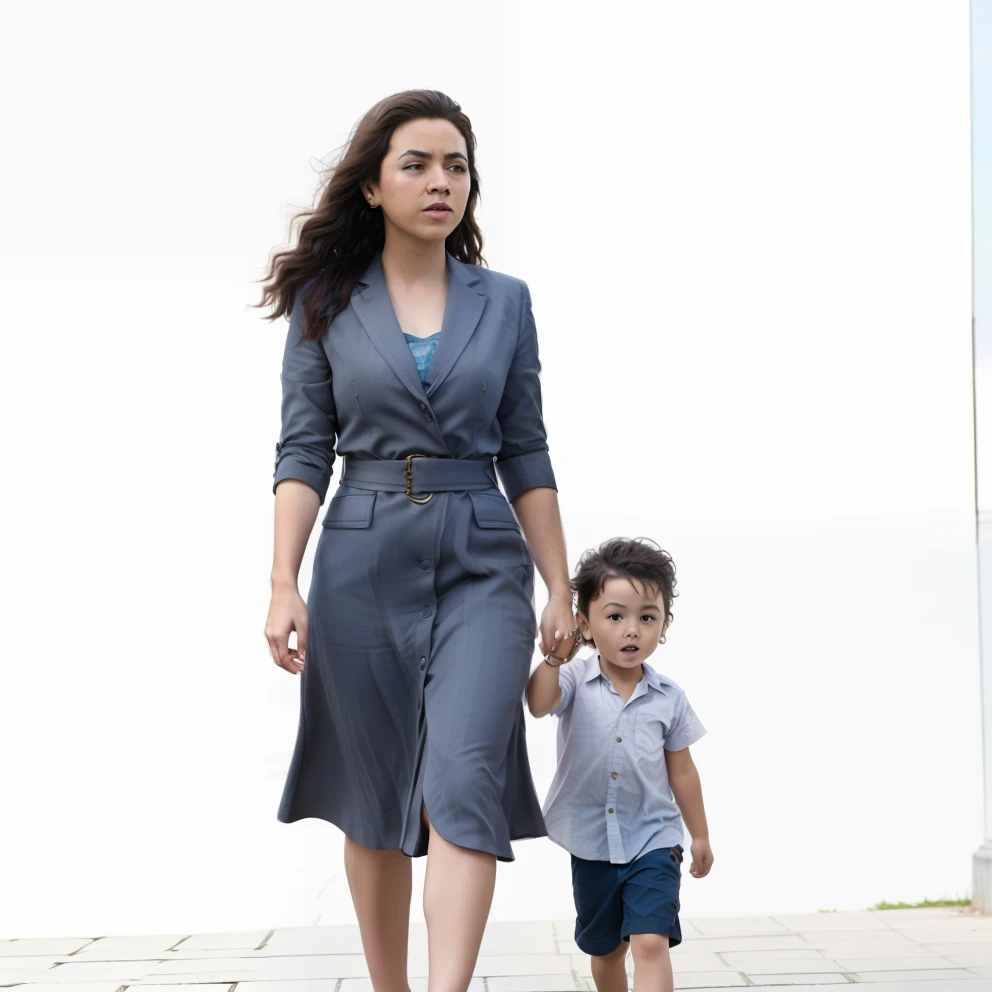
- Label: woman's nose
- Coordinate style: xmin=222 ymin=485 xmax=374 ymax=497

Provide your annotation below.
xmin=427 ymin=170 xmax=449 ymax=193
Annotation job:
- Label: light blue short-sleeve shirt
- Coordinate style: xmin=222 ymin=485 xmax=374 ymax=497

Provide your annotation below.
xmin=542 ymin=651 xmax=706 ymax=864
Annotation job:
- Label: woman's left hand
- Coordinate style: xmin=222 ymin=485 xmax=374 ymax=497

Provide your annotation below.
xmin=539 ymin=591 xmax=579 ymax=661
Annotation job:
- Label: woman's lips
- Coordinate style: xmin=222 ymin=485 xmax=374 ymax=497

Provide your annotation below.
xmin=423 ymin=207 xmax=451 ymax=219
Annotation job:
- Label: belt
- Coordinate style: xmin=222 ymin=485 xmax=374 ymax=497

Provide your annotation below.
xmin=341 ymin=455 xmax=498 ymax=504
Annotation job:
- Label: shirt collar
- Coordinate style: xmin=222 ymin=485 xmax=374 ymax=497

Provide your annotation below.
xmin=584 ymin=651 xmax=671 ymax=691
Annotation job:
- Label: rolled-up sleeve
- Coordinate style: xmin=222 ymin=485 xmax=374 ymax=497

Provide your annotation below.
xmin=272 ymin=286 xmax=338 ymax=504
xmin=494 ymin=281 xmax=557 ymax=502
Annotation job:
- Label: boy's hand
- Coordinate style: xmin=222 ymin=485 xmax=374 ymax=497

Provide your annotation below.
xmin=689 ymin=838 xmax=713 ymax=878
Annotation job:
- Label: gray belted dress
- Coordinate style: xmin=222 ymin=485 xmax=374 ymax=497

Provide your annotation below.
xmin=272 ymin=252 xmax=557 ymax=860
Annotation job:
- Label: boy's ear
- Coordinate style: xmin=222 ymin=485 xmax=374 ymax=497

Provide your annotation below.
xmin=576 ymin=610 xmax=591 ymax=641
xmin=660 ymin=615 xmax=672 ymax=643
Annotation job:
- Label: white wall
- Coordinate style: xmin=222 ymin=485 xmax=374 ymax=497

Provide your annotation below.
xmin=0 ymin=0 xmax=979 ymax=937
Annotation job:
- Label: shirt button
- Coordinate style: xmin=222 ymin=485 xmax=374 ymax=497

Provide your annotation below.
xmin=611 ymin=772 xmax=618 ymax=779
xmin=420 ymin=559 xmax=432 ymax=570
xmin=616 ymin=736 xmax=622 ymax=743
xmin=608 ymin=808 xmax=615 ymax=814
xmin=419 ymin=656 xmax=427 ymax=670
xmin=422 ymin=606 xmax=432 ymax=618
xmin=420 ymin=402 xmax=427 ymax=409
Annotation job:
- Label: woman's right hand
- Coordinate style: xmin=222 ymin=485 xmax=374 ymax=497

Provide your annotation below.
xmin=264 ymin=583 xmax=308 ymax=675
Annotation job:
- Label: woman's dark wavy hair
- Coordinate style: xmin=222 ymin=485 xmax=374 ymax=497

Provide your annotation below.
xmin=571 ymin=538 xmax=679 ymax=645
xmin=253 ymin=89 xmax=485 ymax=341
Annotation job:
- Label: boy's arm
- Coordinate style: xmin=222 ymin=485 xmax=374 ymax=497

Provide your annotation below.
xmin=526 ymin=659 xmax=563 ymax=717
xmin=666 ymin=746 xmax=714 ymax=878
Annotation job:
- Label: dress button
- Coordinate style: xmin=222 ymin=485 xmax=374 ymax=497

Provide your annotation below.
xmin=608 ymin=808 xmax=615 ymax=814
xmin=420 ymin=402 xmax=426 ymax=409
xmin=421 ymin=559 xmax=432 ymax=570
xmin=419 ymin=656 xmax=427 ymax=669
xmin=422 ymin=606 xmax=432 ymax=618
xmin=611 ymin=771 xmax=618 ymax=780
xmin=616 ymin=736 xmax=622 ymax=743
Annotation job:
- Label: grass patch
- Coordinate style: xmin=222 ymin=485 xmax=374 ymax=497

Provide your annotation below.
xmin=870 ymin=898 xmax=971 ymax=910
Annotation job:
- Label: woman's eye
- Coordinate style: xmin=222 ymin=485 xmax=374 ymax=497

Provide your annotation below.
xmin=449 ymin=164 xmax=466 ymax=173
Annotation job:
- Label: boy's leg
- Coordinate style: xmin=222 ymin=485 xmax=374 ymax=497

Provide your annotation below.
xmin=620 ymin=847 xmax=684 ymax=992
xmin=629 ymin=934 xmax=671 ymax=992
xmin=590 ymin=942 xmax=629 ymax=992
xmin=570 ymin=855 xmax=628 ymax=992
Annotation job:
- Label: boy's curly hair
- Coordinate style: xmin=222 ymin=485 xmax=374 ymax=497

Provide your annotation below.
xmin=571 ymin=538 xmax=678 ymax=645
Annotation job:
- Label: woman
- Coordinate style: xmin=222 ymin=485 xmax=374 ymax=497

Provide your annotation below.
xmin=257 ymin=90 xmax=579 ymax=992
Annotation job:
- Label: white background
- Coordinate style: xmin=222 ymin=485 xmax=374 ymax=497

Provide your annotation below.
xmin=0 ymin=0 xmax=980 ymax=937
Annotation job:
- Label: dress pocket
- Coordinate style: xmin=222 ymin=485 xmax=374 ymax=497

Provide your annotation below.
xmin=468 ymin=490 xmax=520 ymax=530
xmin=321 ymin=491 xmax=377 ymax=529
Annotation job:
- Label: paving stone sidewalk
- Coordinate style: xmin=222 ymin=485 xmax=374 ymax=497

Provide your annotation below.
xmin=0 ymin=908 xmax=990 ymax=990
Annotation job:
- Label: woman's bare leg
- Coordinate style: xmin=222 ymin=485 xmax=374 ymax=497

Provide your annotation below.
xmin=422 ymin=814 xmax=496 ymax=992
xmin=344 ymin=836 xmax=413 ymax=992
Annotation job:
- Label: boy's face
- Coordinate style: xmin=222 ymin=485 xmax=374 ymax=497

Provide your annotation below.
xmin=577 ymin=576 xmax=670 ymax=672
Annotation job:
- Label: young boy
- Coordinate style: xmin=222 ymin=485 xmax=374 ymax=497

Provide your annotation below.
xmin=527 ymin=537 xmax=712 ymax=992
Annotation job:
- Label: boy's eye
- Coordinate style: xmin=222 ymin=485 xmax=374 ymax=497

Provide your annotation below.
xmin=641 ymin=615 xmax=656 ymax=624
xmin=608 ymin=613 xmax=622 ymax=622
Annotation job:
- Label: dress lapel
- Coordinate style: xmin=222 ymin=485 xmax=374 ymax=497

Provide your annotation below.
xmin=351 ymin=254 xmax=430 ymax=409
xmin=351 ymin=251 xmax=488 ymax=405
xmin=423 ymin=255 xmax=487 ymax=398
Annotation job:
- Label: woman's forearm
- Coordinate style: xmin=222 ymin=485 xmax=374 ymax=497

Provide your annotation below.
xmin=511 ymin=486 xmax=571 ymax=597
xmin=272 ymin=480 xmax=321 ymax=589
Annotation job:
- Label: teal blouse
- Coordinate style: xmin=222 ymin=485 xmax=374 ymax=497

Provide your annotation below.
xmin=404 ymin=331 xmax=441 ymax=383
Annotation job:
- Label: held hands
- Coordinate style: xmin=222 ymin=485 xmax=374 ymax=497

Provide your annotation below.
xmin=265 ymin=585 xmax=308 ymax=675
xmin=689 ymin=838 xmax=714 ymax=879
xmin=539 ymin=591 xmax=581 ymax=666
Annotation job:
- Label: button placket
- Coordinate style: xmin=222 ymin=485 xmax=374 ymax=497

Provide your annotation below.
xmin=413 ymin=502 xmax=443 ymax=725
xmin=605 ymin=712 xmax=631 ymax=862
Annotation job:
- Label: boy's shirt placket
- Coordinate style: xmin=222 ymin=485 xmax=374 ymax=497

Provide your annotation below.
xmin=602 ymin=676 xmax=650 ymax=864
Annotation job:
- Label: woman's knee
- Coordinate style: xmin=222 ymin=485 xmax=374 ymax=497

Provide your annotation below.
xmin=629 ymin=932 xmax=669 ymax=961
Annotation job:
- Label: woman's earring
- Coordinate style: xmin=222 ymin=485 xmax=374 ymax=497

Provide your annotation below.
xmin=367 ymin=195 xmax=374 ymax=206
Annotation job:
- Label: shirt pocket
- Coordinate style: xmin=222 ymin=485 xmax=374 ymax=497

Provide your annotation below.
xmin=636 ymin=710 xmax=668 ymax=756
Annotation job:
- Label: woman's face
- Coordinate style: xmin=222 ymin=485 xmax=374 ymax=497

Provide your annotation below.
xmin=364 ymin=117 xmax=471 ymax=246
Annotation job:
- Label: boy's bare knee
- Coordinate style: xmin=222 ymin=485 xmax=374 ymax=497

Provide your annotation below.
xmin=592 ymin=942 xmax=628 ymax=964
xmin=629 ymin=933 xmax=669 ymax=961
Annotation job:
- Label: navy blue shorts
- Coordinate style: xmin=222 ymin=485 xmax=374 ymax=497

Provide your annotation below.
xmin=570 ymin=846 xmax=683 ymax=955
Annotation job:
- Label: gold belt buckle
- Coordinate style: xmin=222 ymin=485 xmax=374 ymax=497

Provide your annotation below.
xmin=405 ymin=453 xmax=434 ymax=504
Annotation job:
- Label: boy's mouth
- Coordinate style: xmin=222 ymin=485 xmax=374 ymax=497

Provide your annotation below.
xmin=619 ymin=645 xmax=640 ymax=656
